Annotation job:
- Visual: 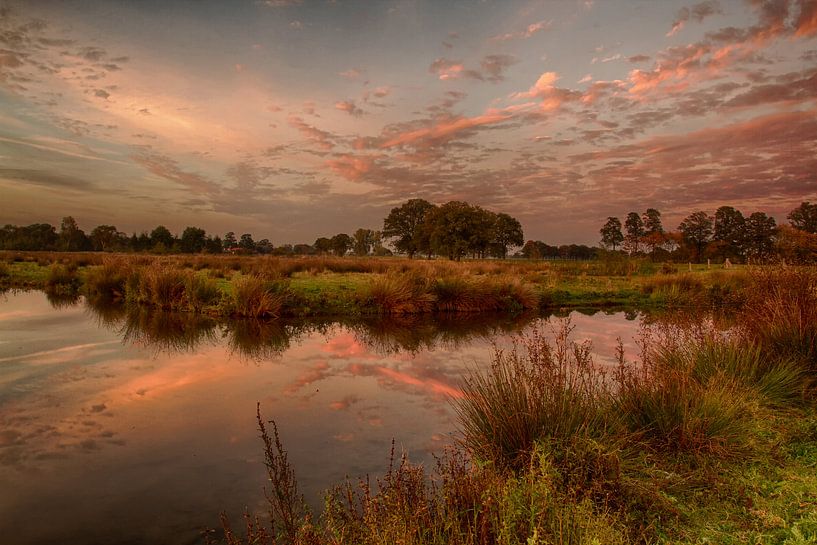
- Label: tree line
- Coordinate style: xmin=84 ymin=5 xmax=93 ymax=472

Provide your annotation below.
xmin=598 ymin=202 xmax=817 ymax=263
xmin=0 ymin=199 xmax=524 ymax=260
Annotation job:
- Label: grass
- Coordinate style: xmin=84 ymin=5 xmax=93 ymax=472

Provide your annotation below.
xmin=213 ymin=267 xmax=817 ymax=544
xmin=0 ymin=250 xmax=757 ymax=319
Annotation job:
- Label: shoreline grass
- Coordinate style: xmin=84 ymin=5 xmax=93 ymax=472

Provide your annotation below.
xmin=0 ymin=251 xmax=757 ymax=319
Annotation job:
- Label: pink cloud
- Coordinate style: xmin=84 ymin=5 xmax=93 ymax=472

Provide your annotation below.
xmin=490 ymin=19 xmax=551 ymax=42
xmin=287 ymin=115 xmax=334 ymax=150
xmin=335 ymin=99 xmax=364 ymax=117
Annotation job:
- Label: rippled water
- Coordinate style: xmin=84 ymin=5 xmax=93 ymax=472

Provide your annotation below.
xmin=0 ymin=290 xmax=646 ymax=545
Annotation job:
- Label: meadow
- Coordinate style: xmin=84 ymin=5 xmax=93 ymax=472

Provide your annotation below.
xmin=0 ymin=250 xmax=750 ymax=318
xmin=214 ymin=266 xmax=817 ymax=545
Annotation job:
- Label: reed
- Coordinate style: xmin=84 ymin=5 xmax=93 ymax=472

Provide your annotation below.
xmin=225 ymin=275 xmax=288 ymax=318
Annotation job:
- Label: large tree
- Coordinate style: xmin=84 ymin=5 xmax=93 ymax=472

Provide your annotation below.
xmin=58 ymin=216 xmax=90 ymax=251
xmin=492 ymin=212 xmax=524 ymax=259
xmin=313 ymin=237 xmax=332 ymax=255
xmin=624 ymin=212 xmax=645 ymax=254
xmin=180 ymin=226 xmax=207 ymax=253
xmin=150 ymin=225 xmax=175 ymax=249
xmin=713 ymin=206 xmax=745 ymax=260
xmin=352 ymin=228 xmax=377 ymax=256
xmin=422 ymin=201 xmax=487 ymax=260
xmin=90 ymin=225 xmax=124 ymax=252
xmin=330 ymin=233 xmax=352 ymax=256
xmin=743 ymin=212 xmax=777 ymax=261
xmin=600 ymin=217 xmax=624 ymax=251
xmin=382 ymin=198 xmax=436 ymax=258
xmin=678 ymin=211 xmax=713 ymax=262
xmin=788 ymin=201 xmax=817 ymax=234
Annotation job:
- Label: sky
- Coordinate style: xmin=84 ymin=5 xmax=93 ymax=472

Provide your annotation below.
xmin=0 ymin=0 xmax=815 ymax=245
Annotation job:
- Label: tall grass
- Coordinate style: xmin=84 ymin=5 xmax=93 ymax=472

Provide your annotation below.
xmin=359 ymin=272 xmax=434 ymax=314
xmin=740 ymin=267 xmax=817 ymax=372
xmin=226 ymin=275 xmax=288 ymax=318
xmin=45 ymin=262 xmax=80 ymax=293
xmin=455 ymin=321 xmax=611 ymax=468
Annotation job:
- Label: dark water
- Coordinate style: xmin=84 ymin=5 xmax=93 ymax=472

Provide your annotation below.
xmin=0 ymin=291 xmax=646 ymax=545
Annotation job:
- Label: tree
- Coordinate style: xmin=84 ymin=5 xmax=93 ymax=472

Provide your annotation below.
xmin=223 ymin=231 xmax=237 ymax=250
xmin=256 ymin=239 xmax=274 ymax=254
xmin=421 ymin=201 xmax=486 ymax=260
xmin=776 ymin=225 xmax=817 ymax=264
xmin=180 ymin=226 xmax=207 ymax=253
xmin=624 ymin=212 xmax=645 ymax=254
xmin=788 ymin=202 xmax=817 ymax=234
xmin=492 ymin=213 xmax=524 ymax=259
xmin=353 ymin=228 xmax=377 ymax=256
xmin=678 ymin=211 xmax=713 ymax=262
xmin=150 ymin=225 xmax=175 ymax=249
xmin=600 ymin=217 xmax=624 ymax=251
xmin=293 ymin=243 xmax=314 ymax=255
xmin=330 ymin=233 xmax=352 ymax=256
xmin=712 ymin=206 xmax=745 ymax=260
xmin=742 ymin=212 xmax=776 ymax=261
xmin=58 ymin=216 xmax=90 ymax=251
xmin=642 ymin=208 xmax=663 ymax=235
xmin=313 ymin=237 xmax=332 ymax=255
xmin=204 ymin=235 xmax=223 ymax=254
xmin=238 ymin=233 xmax=256 ymax=252
xmin=382 ymin=199 xmax=436 ymax=258
xmin=90 ymin=225 xmax=123 ymax=252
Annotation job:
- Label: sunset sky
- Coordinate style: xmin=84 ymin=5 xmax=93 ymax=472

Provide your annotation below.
xmin=1 ymin=0 xmax=815 ymax=245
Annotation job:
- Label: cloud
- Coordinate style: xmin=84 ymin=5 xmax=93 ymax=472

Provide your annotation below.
xmin=627 ymin=54 xmax=651 ymax=63
xmin=794 ymin=0 xmax=817 ymax=37
xmin=0 ymin=168 xmax=94 ymax=191
xmin=429 ymin=57 xmax=482 ymax=81
xmin=287 ymin=115 xmax=334 ymax=150
xmin=289 ymin=20 xmax=303 ymax=30
xmin=513 ymin=72 xmax=582 ymax=111
xmin=131 ymin=153 xmax=221 ymax=196
xmin=429 ymin=54 xmax=517 ymax=83
xmin=479 ymin=54 xmax=518 ymax=83
xmin=338 ymin=68 xmax=364 ymax=80
xmin=335 ymin=99 xmax=364 ymax=117
xmin=490 ymin=19 xmax=551 ymax=42
xmin=259 ymin=0 xmax=303 ymax=7
xmin=667 ymin=1 xmax=722 ymax=36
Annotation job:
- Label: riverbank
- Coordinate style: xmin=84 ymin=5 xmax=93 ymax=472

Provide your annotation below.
xmin=0 ymin=252 xmax=749 ymax=317
xmin=219 ymin=266 xmax=817 ymax=545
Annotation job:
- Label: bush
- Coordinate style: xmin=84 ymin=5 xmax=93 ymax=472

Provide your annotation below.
xmin=359 ymin=272 xmax=433 ymax=314
xmin=85 ymin=259 xmax=131 ymax=300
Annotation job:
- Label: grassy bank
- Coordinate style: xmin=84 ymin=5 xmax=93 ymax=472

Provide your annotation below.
xmin=214 ymin=268 xmax=817 ymax=545
xmin=0 ymin=251 xmax=751 ymax=317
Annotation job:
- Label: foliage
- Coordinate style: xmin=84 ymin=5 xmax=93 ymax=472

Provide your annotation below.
xmin=599 ymin=217 xmax=623 ymax=251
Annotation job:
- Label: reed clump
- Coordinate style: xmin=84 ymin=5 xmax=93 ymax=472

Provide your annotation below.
xmin=45 ymin=263 xmax=80 ymax=293
xmin=740 ymin=266 xmax=817 ymax=373
xmin=358 ymin=272 xmax=434 ymax=314
xmin=225 ymin=274 xmax=289 ymax=318
xmin=85 ymin=258 xmax=133 ymax=300
xmin=455 ymin=322 xmax=611 ymax=468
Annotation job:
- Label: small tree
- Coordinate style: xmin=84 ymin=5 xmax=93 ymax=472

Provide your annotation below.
xmin=788 ymin=201 xmax=817 ymax=234
xmin=623 ymin=212 xmax=645 ymax=254
xmin=150 ymin=225 xmax=175 ymax=249
xmin=600 ymin=217 xmax=624 ymax=251
xmin=678 ymin=211 xmax=713 ymax=263
xmin=493 ymin=213 xmax=524 ymax=259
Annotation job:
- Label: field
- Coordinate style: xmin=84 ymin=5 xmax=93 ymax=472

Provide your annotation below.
xmin=0 ymin=251 xmax=750 ymax=317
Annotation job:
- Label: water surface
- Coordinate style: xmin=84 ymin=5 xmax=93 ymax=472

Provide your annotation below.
xmin=0 ymin=291 xmax=644 ymax=545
